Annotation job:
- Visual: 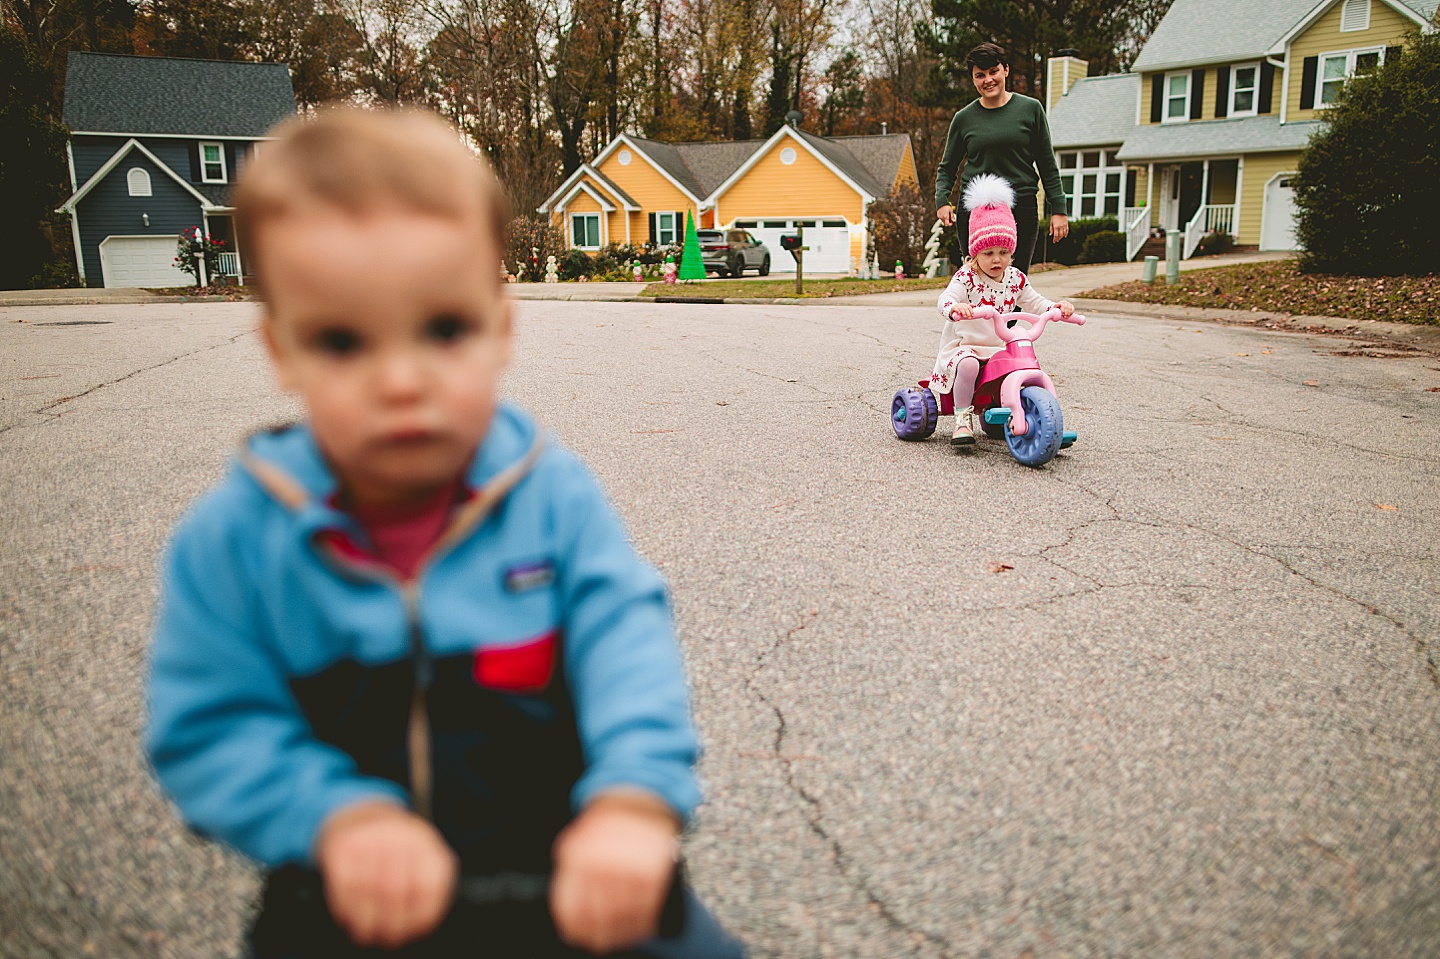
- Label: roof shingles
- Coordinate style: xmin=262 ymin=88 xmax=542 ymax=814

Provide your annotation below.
xmin=63 ymin=52 xmax=296 ymax=137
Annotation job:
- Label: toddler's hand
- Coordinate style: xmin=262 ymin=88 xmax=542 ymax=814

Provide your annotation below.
xmin=1057 ymin=300 xmax=1075 ymax=318
xmin=949 ymin=302 xmax=974 ymax=320
xmin=551 ymin=791 xmax=680 ymax=954
xmin=316 ymin=800 xmax=458 ymax=949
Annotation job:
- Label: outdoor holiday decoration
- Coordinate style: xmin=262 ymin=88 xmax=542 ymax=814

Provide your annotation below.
xmin=663 ymin=255 xmax=677 ymax=285
xmin=544 ymin=255 xmax=559 ymax=283
xmin=678 ymin=212 xmax=705 ymax=281
xmin=923 ymin=218 xmax=946 ymax=278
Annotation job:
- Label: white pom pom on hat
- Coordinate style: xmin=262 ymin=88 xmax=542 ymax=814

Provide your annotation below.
xmin=961 ymin=174 xmax=1018 ymax=257
xmin=962 ymin=173 xmax=1016 ymax=212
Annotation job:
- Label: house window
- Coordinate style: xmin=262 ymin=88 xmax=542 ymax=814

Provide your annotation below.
xmin=1319 ymin=48 xmax=1385 ymax=106
xmin=1230 ymin=62 xmax=1259 ymax=116
xmin=200 ymin=142 xmax=227 ymax=183
xmin=655 ymin=211 xmax=677 ymax=245
xmin=571 ymin=213 xmax=601 ymax=249
xmin=1339 ymin=0 xmax=1370 ymax=31
xmin=1163 ymin=71 xmax=1190 ymax=122
xmin=1055 ymin=151 xmax=1124 ymax=218
xmin=127 ymin=167 xmax=152 ymax=197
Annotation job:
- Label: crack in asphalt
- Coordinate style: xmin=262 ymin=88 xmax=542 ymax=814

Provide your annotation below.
xmin=1194 ymin=389 xmax=1440 ymax=466
xmin=1039 ymin=473 xmax=1440 ymax=690
xmin=745 ymin=609 xmax=956 ymax=959
xmin=0 ymin=330 xmax=255 ymax=438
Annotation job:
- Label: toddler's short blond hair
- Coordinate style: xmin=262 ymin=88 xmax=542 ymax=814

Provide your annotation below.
xmin=234 ymin=107 xmax=509 ymax=285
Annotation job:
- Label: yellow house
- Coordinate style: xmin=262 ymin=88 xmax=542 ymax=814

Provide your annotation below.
xmin=537 ymin=124 xmax=917 ymax=272
xmin=1045 ymin=0 xmax=1435 ymax=259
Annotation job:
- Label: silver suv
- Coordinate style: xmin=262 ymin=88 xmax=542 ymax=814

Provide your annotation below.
xmin=698 ymin=229 xmax=771 ymax=278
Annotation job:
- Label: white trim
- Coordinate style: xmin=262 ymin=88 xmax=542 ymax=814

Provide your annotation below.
xmin=1279 ymin=51 xmax=1290 ymax=124
xmin=1233 ymin=155 xmax=1246 ymax=242
xmin=555 ymin=180 xmax=616 ymax=213
xmin=71 ymin=131 xmax=281 ymax=141
xmin=127 ymin=167 xmax=153 ymax=196
xmin=593 ymin=134 xmax=706 ymax=208
xmin=199 ymin=141 xmax=227 ymax=183
xmin=1315 ymin=46 xmax=1386 ymax=109
xmin=69 ymin=209 xmax=86 ymax=285
xmin=66 ymin=141 xmax=78 ymax=193
xmin=707 ymin=126 xmax=874 ymax=207
xmin=536 ymin=163 xmax=638 ymax=213
xmin=1162 ymin=71 xmax=1191 ymax=124
xmin=1228 ymin=62 xmax=1261 ymax=117
xmin=1270 ymin=0 xmax=1430 ymax=54
xmin=569 ymin=211 xmax=604 ymax=250
xmin=58 ymin=138 xmax=219 ymax=213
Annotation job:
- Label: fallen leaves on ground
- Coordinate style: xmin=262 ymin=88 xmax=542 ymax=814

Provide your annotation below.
xmin=1085 ymin=260 xmax=1438 ymax=326
xmin=1375 ymin=504 xmax=1398 ymax=511
xmin=989 ymin=563 xmax=1015 ymax=573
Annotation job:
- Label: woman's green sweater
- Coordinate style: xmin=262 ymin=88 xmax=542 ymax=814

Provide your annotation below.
xmin=933 ymin=93 xmax=1068 ymax=216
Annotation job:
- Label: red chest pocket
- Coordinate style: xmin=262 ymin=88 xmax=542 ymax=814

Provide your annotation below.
xmin=474 ymin=631 xmax=558 ymax=693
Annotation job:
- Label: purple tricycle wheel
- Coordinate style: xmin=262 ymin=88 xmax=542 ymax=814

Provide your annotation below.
xmin=891 ymin=387 xmax=939 ymax=440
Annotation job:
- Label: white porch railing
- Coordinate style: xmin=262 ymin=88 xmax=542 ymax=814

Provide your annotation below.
xmin=216 ymin=252 xmax=242 ymax=282
xmin=1182 ymin=204 xmax=1237 ymax=259
xmin=1123 ymin=206 xmax=1151 ymax=261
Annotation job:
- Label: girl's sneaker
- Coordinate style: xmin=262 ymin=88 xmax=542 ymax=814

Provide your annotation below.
xmin=951 ymin=407 xmax=977 ymax=446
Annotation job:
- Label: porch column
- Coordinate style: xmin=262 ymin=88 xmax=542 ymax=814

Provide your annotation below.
xmin=1199 ymin=159 xmax=1211 ymax=228
xmin=1147 ymin=162 xmax=1155 ymax=215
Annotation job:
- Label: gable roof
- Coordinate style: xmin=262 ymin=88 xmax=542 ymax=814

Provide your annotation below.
xmin=1270 ymin=0 xmax=1436 ymax=50
xmin=58 ymin=138 xmax=219 ymax=213
xmin=1047 ymin=74 xmax=1141 ymax=149
xmin=829 ymin=134 xmax=913 ymax=191
xmin=1133 ymin=0 xmax=1324 ymax=71
xmin=63 ymin=52 xmax=295 ymax=137
xmin=792 ymin=130 xmax=902 ymax=197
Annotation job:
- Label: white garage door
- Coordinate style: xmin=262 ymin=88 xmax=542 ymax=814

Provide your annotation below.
xmin=1260 ymin=174 xmax=1299 ymax=252
xmin=100 ymin=235 xmax=192 ymax=288
xmin=737 ymin=219 xmax=852 ymax=273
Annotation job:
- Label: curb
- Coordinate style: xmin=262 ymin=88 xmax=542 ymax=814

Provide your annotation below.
xmin=1072 ymin=297 xmax=1440 ymax=355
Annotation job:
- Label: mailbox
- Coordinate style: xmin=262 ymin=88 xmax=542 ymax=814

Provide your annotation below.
xmin=779 ymin=234 xmax=802 ymax=251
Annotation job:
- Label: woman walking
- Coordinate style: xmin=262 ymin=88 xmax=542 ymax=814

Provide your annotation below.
xmin=935 ymin=42 xmax=1069 ymax=273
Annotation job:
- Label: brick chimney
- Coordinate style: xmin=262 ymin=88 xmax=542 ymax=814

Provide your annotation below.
xmin=1046 ymin=50 xmax=1088 ymax=111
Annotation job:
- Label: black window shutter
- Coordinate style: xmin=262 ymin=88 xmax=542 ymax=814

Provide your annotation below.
xmin=1190 ymin=69 xmax=1205 ymax=119
xmin=1385 ymin=46 xmax=1401 ymax=65
xmin=1258 ymin=61 xmax=1275 ymax=113
xmin=189 ymin=143 xmax=201 ymax=181
xmin=1300 ymin=56 xmax=1318 ymax=109
xmin=1150 ymin=74 xmax=1163 ymax=122
xmin=1215 ymin=67 xmax=1230 ymax=118
xmin=648 ymin=212 xmax=656 ymax=243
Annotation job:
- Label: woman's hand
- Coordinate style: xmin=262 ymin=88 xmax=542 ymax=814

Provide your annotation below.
xmin=948 ymin=302 xmax=974 ymax=320
xmin=938 ymin=205 xmax=956 ymax=227
xmin=1049 ymin=215 xmax=1069 ymax=241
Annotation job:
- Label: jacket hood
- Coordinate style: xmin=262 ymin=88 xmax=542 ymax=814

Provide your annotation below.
xmin=239 ymin=401 xmax=543 ymax=511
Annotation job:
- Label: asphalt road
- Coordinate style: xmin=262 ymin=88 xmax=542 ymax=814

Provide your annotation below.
xmin=2 ymin=299 xmax=1439 ymax=959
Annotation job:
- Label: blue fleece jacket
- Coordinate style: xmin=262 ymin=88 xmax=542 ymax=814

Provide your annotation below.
xmin=147 ymin=403 xmax=701 ymax=868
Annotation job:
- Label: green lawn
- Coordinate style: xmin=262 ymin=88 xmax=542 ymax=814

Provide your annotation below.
xmin=1084 ymin=259 xmax=1438 ymax=326
xmin=639 ymin=276 xmax=952 ymax=299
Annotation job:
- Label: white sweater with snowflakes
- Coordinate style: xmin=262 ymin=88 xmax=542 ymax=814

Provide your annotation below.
xmin=929 ymin=264 xmax=1054 ymax=397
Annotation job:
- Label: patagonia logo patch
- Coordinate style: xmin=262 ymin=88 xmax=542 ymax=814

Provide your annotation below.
xmin=504 ymin=561 xmax=555 ymax=593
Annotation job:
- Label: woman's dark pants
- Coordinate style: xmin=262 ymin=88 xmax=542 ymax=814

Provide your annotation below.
xmin=961 ymin=192 xmax=1040 ymax=273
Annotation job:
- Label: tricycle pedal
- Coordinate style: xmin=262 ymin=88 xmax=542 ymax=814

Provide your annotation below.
xmin=983 ymin=408 xmax=1011 ymax=425
xmin=1061 ymin=430 xmax=1077 ymax=449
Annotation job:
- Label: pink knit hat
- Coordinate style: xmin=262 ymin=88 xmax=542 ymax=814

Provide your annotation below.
xmin=963 ymin=174 xmax=1017 ymax=257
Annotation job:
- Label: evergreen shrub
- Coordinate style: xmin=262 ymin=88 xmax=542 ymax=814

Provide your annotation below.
xmin=1295 ymin=32 xmax=1439 ymax=275
xmin=1035 ymin=216 xmax=1118 ymax=266
xmin=1077 ymin=230 xmax=1125 ymax=264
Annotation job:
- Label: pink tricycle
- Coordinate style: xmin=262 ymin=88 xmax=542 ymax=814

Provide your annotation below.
xmin=890 ymin=305 xmax=1085 ymax=468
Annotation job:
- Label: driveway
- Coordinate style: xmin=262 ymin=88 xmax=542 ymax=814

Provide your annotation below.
xmin=2 ymin=299 xmax=1438 ymax=958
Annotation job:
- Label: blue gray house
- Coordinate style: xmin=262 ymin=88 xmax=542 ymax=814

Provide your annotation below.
xmin=58 ymin=53 xmax=296 ymax=287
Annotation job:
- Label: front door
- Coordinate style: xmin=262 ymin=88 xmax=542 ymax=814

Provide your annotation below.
xmin=1260 ymin=173 xmax=1300 ymax=251
xmin=1158 ymin=165 xmax=1180 ymax=231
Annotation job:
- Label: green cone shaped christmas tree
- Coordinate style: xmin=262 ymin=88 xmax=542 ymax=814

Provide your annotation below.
xmin=678 ymin=211 xmax=706 ymax=281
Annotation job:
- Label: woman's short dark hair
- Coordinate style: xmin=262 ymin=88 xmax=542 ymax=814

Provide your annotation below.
xmin=966 ymin=42 xmax=1008 ymax=72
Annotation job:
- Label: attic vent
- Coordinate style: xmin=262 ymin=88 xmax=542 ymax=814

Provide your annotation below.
xmin=127 ymin=167 xmax=152 ymax=197
xmin=1340 ymin=0 xmax=1370 ymax=32
xmin=780 ymin=147 xmax=797 ymax=165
